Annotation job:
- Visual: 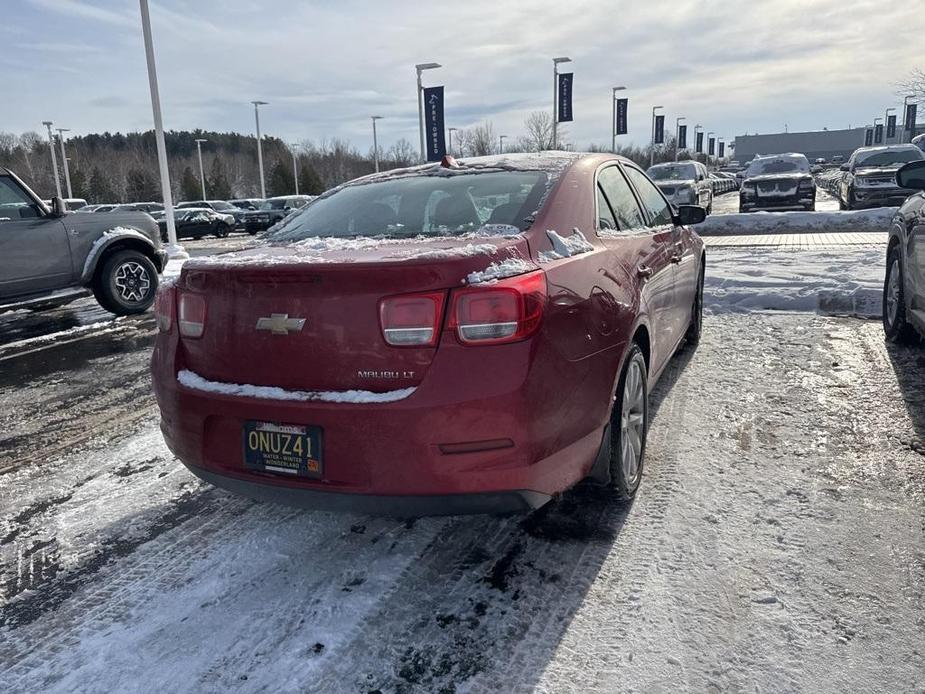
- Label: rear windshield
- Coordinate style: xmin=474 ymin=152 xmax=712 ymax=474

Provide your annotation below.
xmin=647 ymin=163 xmax=697 ymax=181
xmin=747 ymin=158 xmax=809 ymax=176
xmin=266 ymin=171 xmax=548 ymax=241
xmin=855 ymin=149 xmax=924 ymax=168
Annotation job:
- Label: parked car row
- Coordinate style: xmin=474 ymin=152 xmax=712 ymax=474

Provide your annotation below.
xmin=710 ymin=171 xmax=739 ymax=194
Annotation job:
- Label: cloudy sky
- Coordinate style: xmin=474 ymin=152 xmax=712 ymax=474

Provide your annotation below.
xmin=3 ymin=0 xmax=922 ymax=152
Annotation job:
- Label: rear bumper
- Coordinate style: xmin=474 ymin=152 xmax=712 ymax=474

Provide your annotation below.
xmin=185 ymin=463 xmax=548 ymax=516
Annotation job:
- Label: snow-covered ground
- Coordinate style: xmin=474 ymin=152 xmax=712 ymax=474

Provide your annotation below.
xmin=699 ymin=206 xmax=895 ymax=236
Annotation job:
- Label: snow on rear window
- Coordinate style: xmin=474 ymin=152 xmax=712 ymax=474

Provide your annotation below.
xmin=264 ymin=170 xmax=548 ymax=243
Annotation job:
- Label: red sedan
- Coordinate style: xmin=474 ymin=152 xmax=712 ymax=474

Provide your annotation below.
xmin=151 ymin=153 xmax=705 ymax=515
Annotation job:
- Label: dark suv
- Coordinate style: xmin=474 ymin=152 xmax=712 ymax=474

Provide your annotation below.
xmin=883 ymin=160 xmax=925 ymax=343
xmin=0 ymin=168 xmax=165 ymax=315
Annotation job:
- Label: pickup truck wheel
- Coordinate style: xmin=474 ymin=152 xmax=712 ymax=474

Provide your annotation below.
xmin=608 ymin=345 xmax=648 ymax=501
xmin=93 ymin=249 xmax=159 ymax=316
xmin=883 ymin=246 xmax=917 ymax=344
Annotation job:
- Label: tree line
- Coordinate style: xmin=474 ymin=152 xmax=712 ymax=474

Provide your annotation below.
xmin=0 ymin=112 xmax=702 ymax=204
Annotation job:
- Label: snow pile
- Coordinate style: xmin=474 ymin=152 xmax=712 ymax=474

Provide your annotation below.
xmin=698 ymin=208 xmax=896 ymax=236
xmin=466 ymin=257 xmax=533 ymax=284
xmin=705 ymin=246 xmax=886 ymax=317
xmin=384 ymin=243 xmax=497 ymax=261
xmin=545 ymin=229 xmax=594 ymax=259
xmin=178 ymin=369 xmax=416 ymax=404
xmin=465 ymin=224 xmax=522 ymax=238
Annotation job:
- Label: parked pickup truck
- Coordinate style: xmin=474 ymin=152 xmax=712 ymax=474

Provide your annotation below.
xmin=0 ymin=168 xmax=166 ymax=315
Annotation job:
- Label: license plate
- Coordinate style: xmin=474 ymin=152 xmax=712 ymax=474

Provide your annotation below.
xmin=243 ymin=421 xmax=322 ymax=477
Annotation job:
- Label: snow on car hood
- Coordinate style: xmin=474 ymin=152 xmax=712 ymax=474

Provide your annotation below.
xmin=854 ymin=166 xmax=901 ymax=177
xmin=743 ymin=172 xmax=812 ymax=183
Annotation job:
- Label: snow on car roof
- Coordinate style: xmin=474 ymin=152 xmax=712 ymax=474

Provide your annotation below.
xmin=750 ymin=152 xmax=809 ymax=163
xmin=852 ymin=144 xmax=921 ymax=155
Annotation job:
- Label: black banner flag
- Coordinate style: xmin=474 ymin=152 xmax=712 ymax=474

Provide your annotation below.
xmin=874 ymin=123 xmax=883 ymax=144
xmin=906 ymin=103 xmax=918 ymax=132
xmin=887 ymin=114 xmax=897 ymax=139
xmin=718 ymin=141 xmax=725 ymax=158
xmin=615 ymin=98 xmax=628 ymax=135
xmin=864 ymin=128 xmax=873 ymax=146
xmin=423 ymin=86 xmax=446 ymax=162
xmin=654 ymin=115 xmax=665 ymax=144
xmin=695 ymin=131 xmax=704 ymax=153
xmin=708 ymin=137 xmax=716 ymax=156
xmin=677 ymin=124 xmax=687 ymax=150
xmin=557 ymin=73 xmax=573 ymax=123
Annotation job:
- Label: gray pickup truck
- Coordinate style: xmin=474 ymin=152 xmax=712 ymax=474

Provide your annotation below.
xmin=0 ymin=168 xmax=166 ymax=315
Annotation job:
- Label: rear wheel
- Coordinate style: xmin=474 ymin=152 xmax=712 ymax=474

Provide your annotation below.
xmin=883 ymin=245 xmax=917 ymax=344
xmin=608 ymin=345 xmax=648 ymax=500
xmin=92 ymin=249 xmax=158 ymax=315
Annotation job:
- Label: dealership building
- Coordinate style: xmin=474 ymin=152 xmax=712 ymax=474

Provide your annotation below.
xmin=732 ymin=125 xmax=923 ymax=164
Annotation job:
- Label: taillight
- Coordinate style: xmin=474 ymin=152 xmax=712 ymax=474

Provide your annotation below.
xmin=379 ymin=291 xmax=445 ymax=347
xmin=178 ymin=292 xmax=206 ymax=338
xmin=449 ymin=270 xmax=546 ymax=345
xmin=154 ymin=284 xmax=176 ymax=333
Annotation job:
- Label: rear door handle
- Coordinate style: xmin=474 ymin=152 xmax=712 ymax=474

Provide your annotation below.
xmin=637 ymin=264 xmax=654 ymax=279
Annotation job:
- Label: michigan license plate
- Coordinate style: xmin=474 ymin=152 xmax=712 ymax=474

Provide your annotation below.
xmin=243 ymin=421 xmax=323 ymax=477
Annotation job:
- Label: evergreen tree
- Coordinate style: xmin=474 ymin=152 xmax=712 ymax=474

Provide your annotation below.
xmin=180 ymin=166 xmax=201 ymax=201
xmin=88 ymin=166 xmax=115 ymax=203
xmin=69 ymin=168 xmax=89 ymax=200
xmin=298 ymin=163 xmax=325 ymax=195
xmin=267 ymin=160 xmax=295 ymax=197
xmin=207 ymin=158 xmax=232 ymax=199
xmin=125 ymin=167 xmax=159 ymax=201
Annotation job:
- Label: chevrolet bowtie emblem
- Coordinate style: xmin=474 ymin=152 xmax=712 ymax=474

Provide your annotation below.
xmin=255 ymin=313 xmax=306 ymax=335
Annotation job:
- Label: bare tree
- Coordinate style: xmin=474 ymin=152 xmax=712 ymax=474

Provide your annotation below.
xmin=470 ymin=121 xmax=496 ymax=156
xmin=896 ymin=67 xmax=925 ymax=104
xmin=519 ymin=111 xmax=555 ymax=152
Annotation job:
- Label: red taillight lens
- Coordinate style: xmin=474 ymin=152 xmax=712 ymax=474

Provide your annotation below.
xmin=449 ymin=270 xmax=546 ymax=345
xmin=178 ymin=292 xmax=206 ymax=338
xmin=379 ymin=291 xmax=445 ymax=347
xmin=154 ymin=284 xmax=176 ymax=333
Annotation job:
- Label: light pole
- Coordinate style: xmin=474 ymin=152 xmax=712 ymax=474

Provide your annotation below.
xmin=371 ymin=115 xmax=383 ymax=172
xmin=674 ymin=116 xmax=686 ymax=161
xmin=194 ymin=138 xmax=208 ymax=199
xmin=552 ymin=57 xmax=571 ymax=150
xmin=56 ymin=128 xmax=73 ymax=199
xmin=139 ymin=0 xmax=184 ymax=258
xmin=290 ymin=144 xmax=300 ymax=195
xmin=448 ymin=127 xmax=458 ymax=155
xmin=415 ymin=62 xmax=441 ymax=162
xmin=611 ymin=85 xmax=626 ymax=153
xmin=649 ymin=106 xmax=663 ymax=167
xmin=499 ymin=134 xmax=507 ymax=154
xmin=42 ymin=121 xmax=63 ymax=200
xmin=885 ymin=107 xmax=896 ymax=143
xmin=251 ymin=101 xmax=268 ymax=198
xmin=707 ymin=131 xmax=715 ymax=164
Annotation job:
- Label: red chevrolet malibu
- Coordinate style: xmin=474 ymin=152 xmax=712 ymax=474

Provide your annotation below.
xmin=152 ymin=153 xmax=705 ymax=515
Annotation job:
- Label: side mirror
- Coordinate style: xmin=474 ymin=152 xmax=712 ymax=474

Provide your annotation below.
xmin=896 ymin=160 xmax=925 ymax=190
xmin=676 ymin=204 xmax=706 ymax=226
xmin=50 ymin=196 xmax=66 ymax=217
xmin=839 ymin=164 xmax=849 ymax=172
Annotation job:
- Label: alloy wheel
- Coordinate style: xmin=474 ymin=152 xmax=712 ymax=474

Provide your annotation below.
xmin=620 ymin=359 xmax=646 ymax=486
xmin=886 ymin=258 xmax=901 ymax=328
xmin=114 ymin=261 xmax=152 ymax=303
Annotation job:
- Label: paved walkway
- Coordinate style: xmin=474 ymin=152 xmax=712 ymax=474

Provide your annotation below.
xmin=703 ymin=231 xmax=887 ymax=248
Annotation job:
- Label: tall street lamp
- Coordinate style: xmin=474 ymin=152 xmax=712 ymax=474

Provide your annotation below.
xmin=611 ymin=85 xmax=626 ymax=153
xmin=885 ymin=107 xmax=897 ymax=143
xmin=371 ymin=115 xmax=383 ymax=172
xmin=56 ymin=128 xmax=73 ymax=199
xmin=290 ymin=144 xmax=300 ymax=195
xmin=499 ymin=134 xmax=507 ymax=154
xmin=139 ymin=0 xmax=184 ymax=258
xmin=552 ymin=57 xmax=571 ymax=150
xmin=649 ymin=106 xmax=664 ymax=167
xmin=194 ymin=138 xmax=208 ymax=199
xmin=252 ymin=100 xmax=268 ymax=198
xmin=448 ymin=127 xmax=458 ymax=155
xmin=415 ymin=62 xmax=441 ymax=162
xmin=42 ymin=121 xmax=63 ymax=200
xmin=674 ymin=116 xmax=686 ymax=161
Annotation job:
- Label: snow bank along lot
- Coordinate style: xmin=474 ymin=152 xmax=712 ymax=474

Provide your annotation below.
xmin=1 ymin=215 xmax=924 ymax=693
xmin=698 ymin=207 xmax=896 ymax=235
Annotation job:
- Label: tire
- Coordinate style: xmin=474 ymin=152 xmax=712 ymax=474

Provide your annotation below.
xmin=883 ymin=244 xmax=917 ymax=344
xmin=608 ymin=344 xmax=648 ymax=500
xmin=214 ymin=223 xmax=230 ymax=238
xmin=684 ymin=262 xmax=704 ymax=346
xmin=92 ymin=249 xmax=159 ymax=316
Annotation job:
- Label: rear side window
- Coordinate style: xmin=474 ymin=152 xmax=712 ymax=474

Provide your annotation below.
xmin=624 ymin=167 xmax=674 ymax=227
xmin=596 ymin=186 xmax=617 ymax=230
xmin=597 ymin=166 xmax=647 ymax=231
xmin=266 ymin=170 xmax=548 ymax=241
